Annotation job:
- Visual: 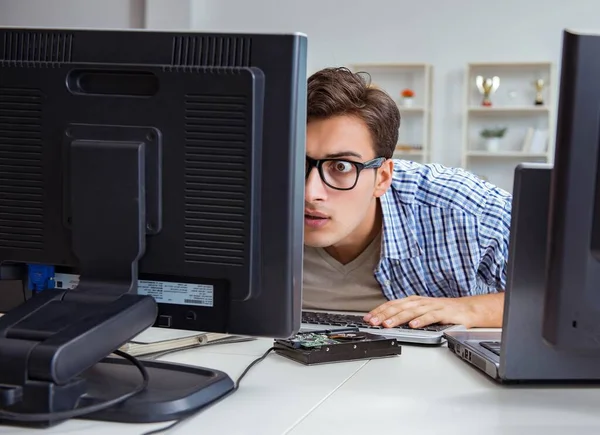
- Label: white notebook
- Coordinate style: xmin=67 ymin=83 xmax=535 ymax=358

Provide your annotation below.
xmin=119 ymin=327 xmax=253 ymax=356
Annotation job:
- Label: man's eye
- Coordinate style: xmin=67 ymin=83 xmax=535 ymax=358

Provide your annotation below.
xmin=333 ymin=161 xmax=353 ymax=172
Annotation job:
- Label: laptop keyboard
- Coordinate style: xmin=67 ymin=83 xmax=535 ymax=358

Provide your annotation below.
xmin=480 ymin=340 xmax=501 ymax=355
xmin=301 ymin=310 xmax=452 ymax=332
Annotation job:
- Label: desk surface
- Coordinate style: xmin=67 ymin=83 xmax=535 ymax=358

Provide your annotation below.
xmin=1 ymin=334 xmax=600 ymax=435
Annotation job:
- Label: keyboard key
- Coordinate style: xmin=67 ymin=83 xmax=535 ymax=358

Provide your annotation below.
xmin=302 ymin=311 xmax=453 ymax=332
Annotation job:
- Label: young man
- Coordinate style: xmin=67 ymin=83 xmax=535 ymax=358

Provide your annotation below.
xmin=302 ymin=67 xmax=512 ymax=329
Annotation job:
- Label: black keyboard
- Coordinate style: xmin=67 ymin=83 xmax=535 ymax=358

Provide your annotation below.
xmin=480 ymin=340 xmax=501 ymax=355
xmin=301 ymin=310 xmax=452 ymax=332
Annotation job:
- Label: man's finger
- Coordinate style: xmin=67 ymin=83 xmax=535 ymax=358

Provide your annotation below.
xmin=379 ymin=304 xmax=434 ymax=328
xmin=408 ymin=309 xmax=443 ymax=328
xmin=374 ymin=297 xmax=437 ymax=324
xmin=364 ymin=297 xmax=409 ymax=317
xmin=364 ymin=296 xmax=425 ymax=322
xmin=367 ymin=300 xmax=423 ymax=325
xmin=364 ymin=300 xmax=395 ymax=321
xmin=371 ymin=305 xmax=407 ymax=325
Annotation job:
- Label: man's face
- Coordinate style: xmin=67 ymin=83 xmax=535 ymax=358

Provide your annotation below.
xmin=304 ymin=115 xmax=391 ymax=249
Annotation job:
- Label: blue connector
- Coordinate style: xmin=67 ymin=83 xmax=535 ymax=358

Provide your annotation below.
xmin=27 ymin=264 xmax=55 ymax=293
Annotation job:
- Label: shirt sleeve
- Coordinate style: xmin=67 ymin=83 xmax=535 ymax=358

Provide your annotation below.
xmin=475 ymin=185 xmax=512 ymax=293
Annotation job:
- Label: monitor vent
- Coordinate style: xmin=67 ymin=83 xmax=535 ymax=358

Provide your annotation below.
xmin=171 ymin=36 xmax=251 ymax=68
xmin=0 ymin=88 xmax=44 ymax=251
xmin=0 ymin=31 xmax=73 ymax=65
xmin=184 ymin=93 xmax=249 ymax=266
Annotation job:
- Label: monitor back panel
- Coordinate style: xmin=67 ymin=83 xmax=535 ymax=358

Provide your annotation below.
xmin=0 ymin=28 xmax=307 ymax=337
xmin=500 ymin=163 xmax=600 ymax=381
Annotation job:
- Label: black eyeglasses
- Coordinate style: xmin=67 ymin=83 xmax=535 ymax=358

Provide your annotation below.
xmin=305 ymin=156 xmax=386 ymax=190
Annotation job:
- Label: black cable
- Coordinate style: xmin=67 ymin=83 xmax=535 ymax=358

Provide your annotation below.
xmin=140 ymin=346 xmax=276 ymax=435
xmin=0 ymin=350 xmax=149 ymax=422
xmin=233 ymin=346 xmax=275 ymax=390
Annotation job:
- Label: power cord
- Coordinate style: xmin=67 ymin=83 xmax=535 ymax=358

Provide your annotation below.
xmin=0 ymin=350 xmax=149 ymax=422
xmin=140 ymin=346 xmax=276 ymax=435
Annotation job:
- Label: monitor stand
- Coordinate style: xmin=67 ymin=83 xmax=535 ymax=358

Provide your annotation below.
xmin=0 ymin=131 xmax=234 ymax=428
xmin=77 ymin=357 xmax=235 ymax=423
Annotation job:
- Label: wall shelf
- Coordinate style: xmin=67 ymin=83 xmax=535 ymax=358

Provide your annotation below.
xmin=467 ymin=106 xmax=550 ymax=114
xmin=461 ymin=61 xmax=555 ymax=192
xmin=466 ymin=151 xmax=548 ymax=158
xmin=349 ymin=63 xmax=433 ymax=163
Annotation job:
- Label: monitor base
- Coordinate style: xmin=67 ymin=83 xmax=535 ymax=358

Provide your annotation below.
xmin=79 ymin=356 xmax=235 ymax=423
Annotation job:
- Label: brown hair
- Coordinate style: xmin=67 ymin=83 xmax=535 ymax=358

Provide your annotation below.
xmin=307 ymin=67 xmax=400 ymax=159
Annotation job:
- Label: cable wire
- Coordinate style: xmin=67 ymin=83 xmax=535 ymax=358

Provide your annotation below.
xmin=140 ymin=346 xmax=275 ymax=435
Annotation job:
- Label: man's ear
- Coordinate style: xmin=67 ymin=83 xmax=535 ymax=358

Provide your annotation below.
xmin=373 ymin=159 xmax=394 ymax=198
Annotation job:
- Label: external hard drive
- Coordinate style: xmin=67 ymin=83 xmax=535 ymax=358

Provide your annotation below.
xmin=273 ymin=328 xmax=402 ymax=365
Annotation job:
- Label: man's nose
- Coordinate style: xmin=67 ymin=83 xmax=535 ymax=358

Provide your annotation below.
xmin=305 ymin=167 xmax=327 ymax=202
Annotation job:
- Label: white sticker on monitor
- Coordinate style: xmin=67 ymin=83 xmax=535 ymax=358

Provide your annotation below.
xmin=53 ymin=273 xmax=80 ymax=290
xmin=137 ymin=280 xmax=214 ymax=307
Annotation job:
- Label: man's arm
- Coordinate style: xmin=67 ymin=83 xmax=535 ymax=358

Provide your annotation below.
xmin=364 ymin=178 xmax=512 ymax=329
xmin=463 ymin=292 xmax=505 ymax=327
xmin=364 ymin=292 xmax=504 ymax=329
xmin=476 ymin=182 xmax=512 ymax=293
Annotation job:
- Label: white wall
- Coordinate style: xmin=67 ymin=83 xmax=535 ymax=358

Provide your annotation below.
xmin=145 ymin=0 xmax=191 ymax=29
xmin=3 ymin=0 xmax=599 ymax=181
xmin=0 ymin=0 xmax=145 ymax=29
xmin=190 ymin=0 xmax=600 ymax=170
xmin=0 ymin=0 xmax=192 ymax=30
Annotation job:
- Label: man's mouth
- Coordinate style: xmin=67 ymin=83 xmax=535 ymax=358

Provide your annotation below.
xmin=305 ymin=213 xmax=328 ymax=219
xmin=304 ymin=210 xmax=330 ymax=228
xmin=304 ymin=210 xmax=328 ymax=220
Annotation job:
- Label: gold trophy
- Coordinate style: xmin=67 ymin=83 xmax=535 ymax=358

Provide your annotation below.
xmin=476 ymin=75 xmax=500 ymax=107
xmin=534 ymin=79 xmax=545 ymax=105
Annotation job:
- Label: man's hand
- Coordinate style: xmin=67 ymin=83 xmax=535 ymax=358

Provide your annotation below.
xmin=363 ymin=293 xmax=504 ymax=329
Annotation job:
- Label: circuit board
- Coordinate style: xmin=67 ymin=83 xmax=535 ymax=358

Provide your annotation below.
xmin=273 ymin=330 xmax=402 ymax=365
xmin=285 ymin=331 xmax=368 ymax=348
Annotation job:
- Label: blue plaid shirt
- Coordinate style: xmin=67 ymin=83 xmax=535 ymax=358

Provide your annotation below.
xmin=375 ymin=160 xmax=512 ymax=299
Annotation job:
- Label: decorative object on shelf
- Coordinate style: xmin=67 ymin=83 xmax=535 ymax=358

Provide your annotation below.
xmin=480 ymin=126 xmax=507 ymax=152
xmin=400 ymin=88 xmax=415 ymax=107
xmin=462 ymin=62 xmax=554 ymax=194
xmin=395 ymin=143 xmax=422 ymax=152
xmin=533 ymin=78 xmax=545 ymax=105
xmin=475 ymin=75 xmax=500 ymax=106
xmin=521 ymin=127 xmax=549 ymax=153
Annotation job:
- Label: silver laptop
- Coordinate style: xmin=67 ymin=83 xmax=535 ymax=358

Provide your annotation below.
xmin=300 ymin=309 xmax=463 ymax=345
xmin=444 ymin=163 xmax=600 ymax=382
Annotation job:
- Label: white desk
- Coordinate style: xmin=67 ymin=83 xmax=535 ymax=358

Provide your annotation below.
xmin=290 ymin=340 xmax=600 ymax=435
xmin=0 ymin=339 xmax=366 ymax=435
xmin=1 ymin=336 xmax=600 ymax=435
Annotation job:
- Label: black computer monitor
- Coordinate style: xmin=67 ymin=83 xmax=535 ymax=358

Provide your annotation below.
xmin=0 ymin=27 xmax=306 ymax=426
xmin=543 ymin=29 xmax=600 ymax=353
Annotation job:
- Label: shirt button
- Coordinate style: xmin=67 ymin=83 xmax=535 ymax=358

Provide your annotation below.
xmin=385 ymin=280 xmax=390 ymax=285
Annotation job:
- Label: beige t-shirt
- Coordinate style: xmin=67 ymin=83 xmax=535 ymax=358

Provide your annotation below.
xmin=302 ymin=232 xmax=389 ymax=313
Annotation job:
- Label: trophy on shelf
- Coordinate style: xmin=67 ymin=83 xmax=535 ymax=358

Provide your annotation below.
xmin=475 ymin=75 xmax=500 ymax=107
xmin=533 ymin=79 xmax=545 ymax=105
